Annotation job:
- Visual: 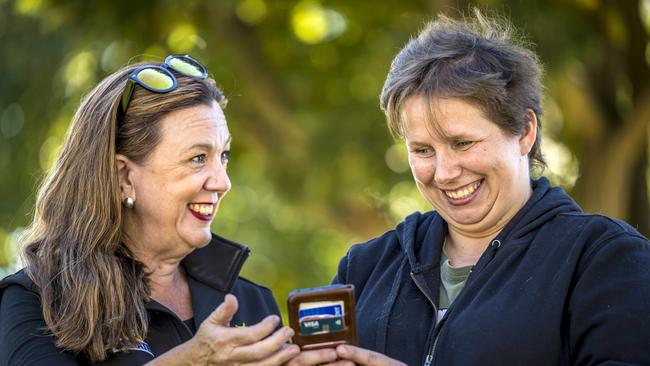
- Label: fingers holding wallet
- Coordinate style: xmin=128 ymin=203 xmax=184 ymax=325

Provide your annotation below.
xmin=333 ymin=345 xmax=407 ymax=366
xmin=285 ymin=348 xmax=339 ymax=366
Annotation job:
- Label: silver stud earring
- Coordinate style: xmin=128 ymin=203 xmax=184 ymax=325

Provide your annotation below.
xmin=123 ymin=197 xmax=134 ymax=209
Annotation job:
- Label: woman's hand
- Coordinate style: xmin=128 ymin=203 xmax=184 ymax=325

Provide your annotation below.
xmin=332 ymin=345 xmax=406 ymax=366
xmin=147 ymin=294 xmax=299 ymax=365
xmin=284 ymin=348 xmax=338 ymax=365
xmin=192 ymin=294 xmax=299 ymax=365
xmin=284 ymin=345 xmax=405 ymax=366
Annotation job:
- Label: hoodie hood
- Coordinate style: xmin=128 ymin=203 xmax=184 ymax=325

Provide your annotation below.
xmin=396 ymin=177 xmax=582 ymax=271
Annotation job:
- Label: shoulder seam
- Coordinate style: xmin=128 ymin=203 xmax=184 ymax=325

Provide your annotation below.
xmin=237 ymin=276 xmax=273 ymax=292
xmin=558 ymin=212 xmax=647 ymax=241
xmin=580 ymin=230 xmax=647 ymax=272
xmin=558 ymin=212 xmax=639 ymax=234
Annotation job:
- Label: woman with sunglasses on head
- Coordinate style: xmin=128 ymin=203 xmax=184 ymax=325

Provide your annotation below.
xmin=0 ymin=56 xmax=301 ymax=365
xmin=294 ymin=9 xmax=650 ymax=366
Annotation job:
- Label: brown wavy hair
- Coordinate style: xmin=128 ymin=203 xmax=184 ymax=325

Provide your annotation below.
xmin=20 ymin=61 xmax=226 ymax=361
xmin=380 ymin=8 xmax=546 ymax=171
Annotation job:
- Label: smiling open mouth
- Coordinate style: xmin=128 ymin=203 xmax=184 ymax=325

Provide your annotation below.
xmin=188 ymin=203 xmax=215 ymax=221
xmin=443 ymin=180 xmax=483 ymax=201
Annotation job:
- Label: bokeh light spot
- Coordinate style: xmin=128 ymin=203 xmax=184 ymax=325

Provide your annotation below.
xmin=236 ymin=0 xmax=268 ymax=25
xmin=64 ymin=51 xmax=97 ymax=93
xmin=39 ymin=136 xmax=62 ymax=172
xmin=291 ymin=1 xmax=347 ymax=44
xmin=101 ymin=41 xmax=131 ymax=73
xmin=167 ymin=23 xmax=199 ymax=53
xmin=542 ymin=133 xmax=579 ymax=190
xmin=142 ymin=44 xmax=167 ymax=59
xmin=1 ymin=103 xmax=25 ymax=139
xmin=14 ymin=0 xmax=42 ymax=16
xmin=604 ymin=10 xmax=627 ymax=47
xmin=385 ymin=142 xmax=409 ymax=173
xmin=640 ymin=0 xmax=650 ymax=33
xmin=388 ymin=181 xmax=431 ymax=221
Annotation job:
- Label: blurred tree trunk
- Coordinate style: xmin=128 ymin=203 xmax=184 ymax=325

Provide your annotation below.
xmin=566 ymin=0 xmax=649 ymax=236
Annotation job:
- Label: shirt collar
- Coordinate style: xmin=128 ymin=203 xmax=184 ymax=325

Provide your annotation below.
xmin=145 ymin=233 xmax=250 ymax=327
xmin=181 ymin=233 xmax=250 ymax=293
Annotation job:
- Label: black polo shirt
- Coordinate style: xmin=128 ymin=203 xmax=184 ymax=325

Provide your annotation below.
xmin=0 ymin=234 xmax=280 ymax=365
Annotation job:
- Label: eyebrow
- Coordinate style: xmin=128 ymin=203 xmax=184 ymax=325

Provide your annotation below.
xmin=406 ymin=140 xmax=429 ymax=147
xmin=442 ymin=133 xmax=474 ymax=140
xmin=405 ymin=131 xmax=480 ymax=148
xmin=182 ymin=134 xmax=232 ymax=153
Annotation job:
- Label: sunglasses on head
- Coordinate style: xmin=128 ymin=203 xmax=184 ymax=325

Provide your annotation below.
xmin=118 ymin=54 xmax=208 ymax=119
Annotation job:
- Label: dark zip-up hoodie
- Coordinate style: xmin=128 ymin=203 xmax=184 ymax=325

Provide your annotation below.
xmin=333 ymin=177 xmax=650 ymax=365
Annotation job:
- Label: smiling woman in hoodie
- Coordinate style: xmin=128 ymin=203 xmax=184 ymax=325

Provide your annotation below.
xmin=297 ymin=9 xmax=650 ymax=366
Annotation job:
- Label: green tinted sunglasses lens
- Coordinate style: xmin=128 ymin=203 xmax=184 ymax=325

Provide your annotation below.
xmin=119 ymin=56 xmax=207 ymax=120
xmin=168 ymin=57 xmax=205 ymax=77
xmin=136 ymin=68 xmax=175 ymax=90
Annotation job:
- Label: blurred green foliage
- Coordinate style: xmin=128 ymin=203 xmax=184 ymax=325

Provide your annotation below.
xmin=1 ymin=0 xmax=649 ymax=320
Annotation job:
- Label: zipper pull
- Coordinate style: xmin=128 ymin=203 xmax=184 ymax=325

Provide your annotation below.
xmin=424 ymin=353 xmax=433 ymax=366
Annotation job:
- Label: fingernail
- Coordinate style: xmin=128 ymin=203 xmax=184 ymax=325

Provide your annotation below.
xmin=284 ymin=327 xmax=295 ymax=337
xmin=337 ymin=345 xmax=348 ymax=356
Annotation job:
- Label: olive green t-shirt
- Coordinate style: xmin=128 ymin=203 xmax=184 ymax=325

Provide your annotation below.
xmin=438 ymin=251 xmax=472 ymax=320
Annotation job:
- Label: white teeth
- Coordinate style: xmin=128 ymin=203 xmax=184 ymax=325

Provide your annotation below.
xmin=444 ymin=181 xmax=481 ymax=200
xmin=189 ymin=203 xmax=214 ymax=216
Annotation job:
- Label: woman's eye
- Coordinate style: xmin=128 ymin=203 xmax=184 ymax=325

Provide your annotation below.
xmin=191 ymin=154 xmax=207 ymax=164
xmin=412 ymin=147 xmax=434 ymax=156
xmin=455 ymin=141 xmax=474 ymax=149
xmin=221 ymin=150 xmax=231 ymax=164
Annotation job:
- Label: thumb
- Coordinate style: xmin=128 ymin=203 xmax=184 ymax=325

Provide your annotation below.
xmin=207 ymin=294 xmax=239 ymax=326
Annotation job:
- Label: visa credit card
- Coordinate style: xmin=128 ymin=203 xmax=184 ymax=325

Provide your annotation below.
xmin=298 ymin=301 xmax=345 ymax=335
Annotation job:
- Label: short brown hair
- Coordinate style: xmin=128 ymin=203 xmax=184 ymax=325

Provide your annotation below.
xmin=380 ymin=9 xmax=545 ymax=170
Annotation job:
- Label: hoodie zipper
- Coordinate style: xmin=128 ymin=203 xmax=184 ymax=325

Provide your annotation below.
xmin=417 ymin=239 xmax=502 ymax=366
xmin=424 ymin=337 xmax=438 ymax=366
xmin=410 ymin=271 xmax=438 ymax=366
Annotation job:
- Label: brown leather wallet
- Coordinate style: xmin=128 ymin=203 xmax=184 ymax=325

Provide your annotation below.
xmin=287 ymin=284 xmax=358 ymax=350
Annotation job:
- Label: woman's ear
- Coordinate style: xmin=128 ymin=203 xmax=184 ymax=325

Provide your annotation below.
xmin=519 ymin=108 xmax=538 ymax=156
xmin=115 ymin=154 xmax=136 ymax=203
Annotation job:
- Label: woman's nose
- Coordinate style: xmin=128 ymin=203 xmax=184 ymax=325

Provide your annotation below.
xmin=433 ymin=152 xmax=462 ymax=185
xmin=205 ymin=160 xmax=231 ymax=194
